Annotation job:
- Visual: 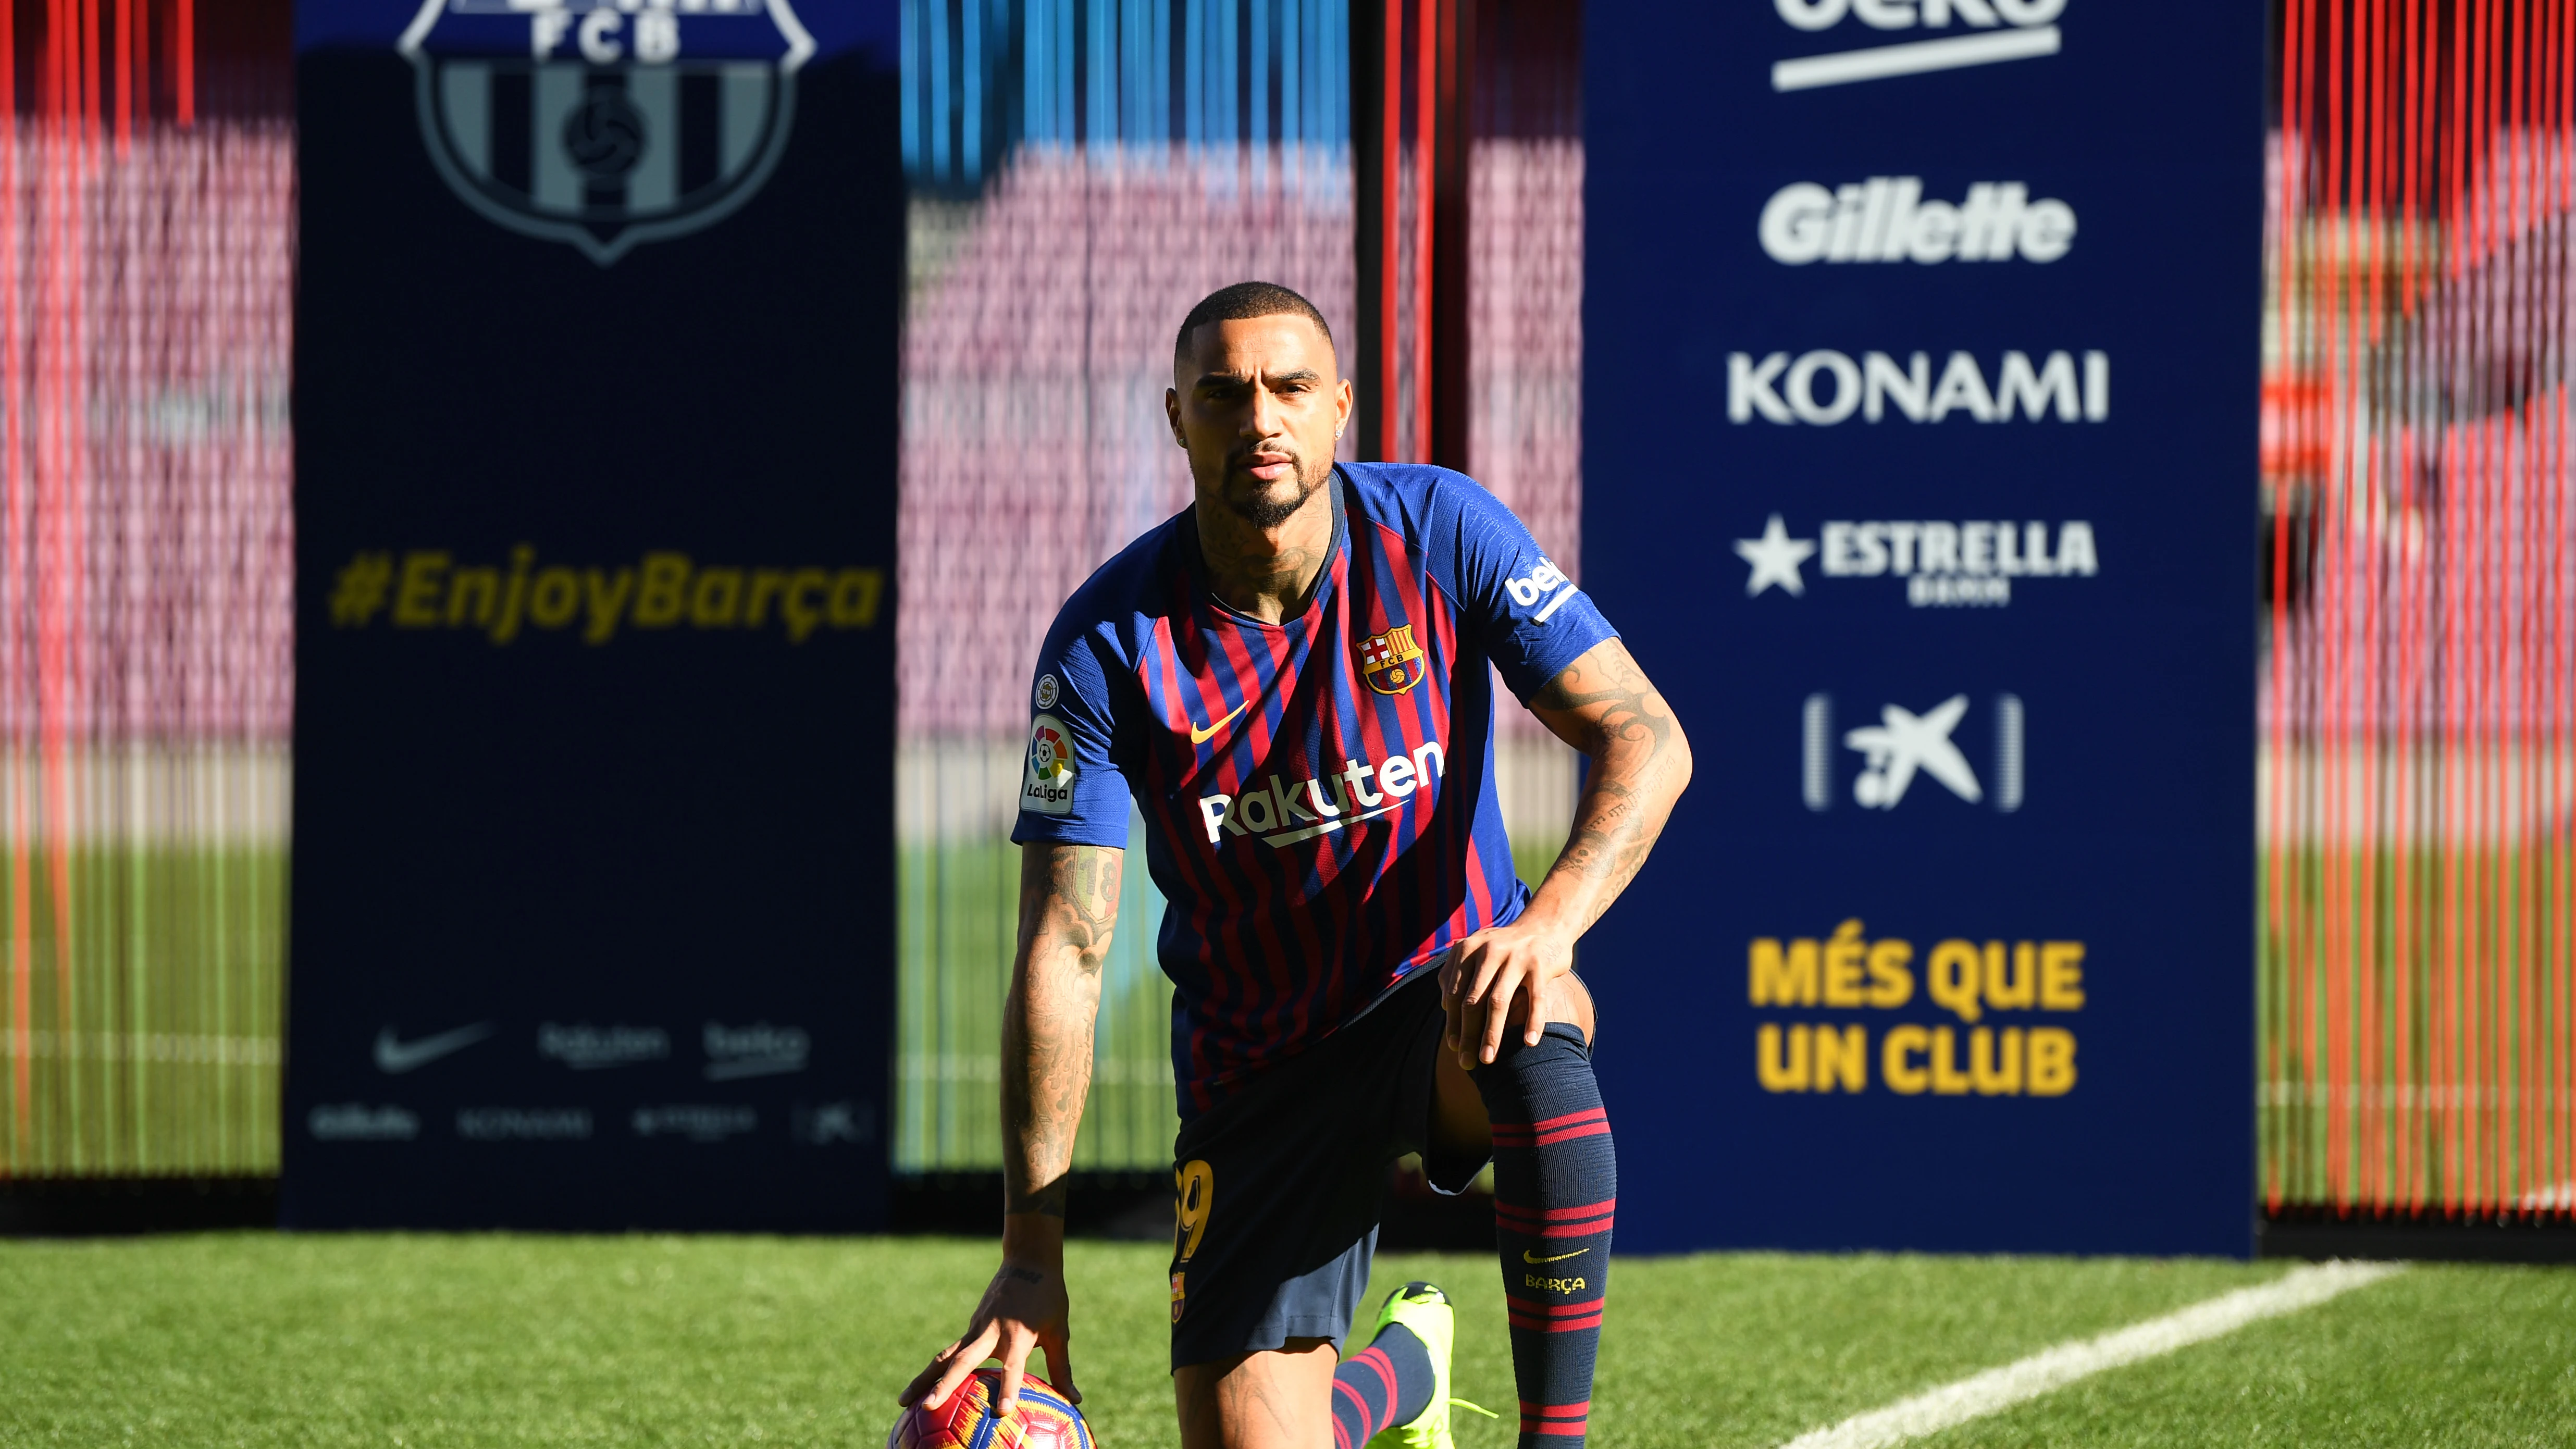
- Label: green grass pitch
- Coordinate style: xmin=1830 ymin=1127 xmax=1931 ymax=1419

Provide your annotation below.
xmin=0 ymin=1234 xmax=2567 ymax=1446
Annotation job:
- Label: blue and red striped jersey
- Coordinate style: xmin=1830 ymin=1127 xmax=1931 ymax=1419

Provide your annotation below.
xmin=1011 ymin=463 xmax=1617 ymax=1116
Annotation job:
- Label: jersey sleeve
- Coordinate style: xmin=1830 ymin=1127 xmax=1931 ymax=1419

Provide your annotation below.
xmin=1009 ymin=621 xmax=1134 ymax=850
xmin=1436 ymin=479 xmax=1618 ymax=702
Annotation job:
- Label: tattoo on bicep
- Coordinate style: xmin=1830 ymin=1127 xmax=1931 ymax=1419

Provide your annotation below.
xmin=1533 ymin=641 xmax=1676 ymax=759
xmin=1020 ymin=846 xmax=1123 ymax=972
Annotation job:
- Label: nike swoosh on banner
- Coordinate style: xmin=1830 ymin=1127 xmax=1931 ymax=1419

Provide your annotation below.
xmin=374 ymin=1022 xmax=497 ymax=1074
xmin=1189 ymin=703 xmax=1249 ymax=745
xmin=1522 ymin=1248 xmax=1588 ymax=1264
xmin=1261 ymin=801 xmax=1402 ymax=847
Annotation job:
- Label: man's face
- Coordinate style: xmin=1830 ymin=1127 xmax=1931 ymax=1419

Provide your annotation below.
xmin=1166 ymin=314 xmax=1353 ymax=530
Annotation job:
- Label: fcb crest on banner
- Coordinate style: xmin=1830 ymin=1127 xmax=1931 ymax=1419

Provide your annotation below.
xmin=397 ymin=0 xmax=814 ymax=264
xmin=1359 ymin=624 xmax=1425 ymax=696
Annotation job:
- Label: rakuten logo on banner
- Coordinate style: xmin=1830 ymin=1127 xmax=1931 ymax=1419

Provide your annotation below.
xmin=1761 ymin=180 xmax=2074 ymax=265
xmin=1772 ymin=0 xmax=2067 ymax=91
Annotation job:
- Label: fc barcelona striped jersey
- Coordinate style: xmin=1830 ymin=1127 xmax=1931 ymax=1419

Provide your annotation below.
xmin=1011 ymin=463 xmax=1618 ymax=1115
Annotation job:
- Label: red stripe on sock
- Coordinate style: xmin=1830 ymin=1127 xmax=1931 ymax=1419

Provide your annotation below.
xmin=1518 ymin=1402 xmax=1592 ymax=1435
xmin=1526 ymin=1108 xmax=1607 ymax=1133
xmin=1505 ymin=1295 xmax=1604 ymax=1316
xmin=1493 ymin=1212 xmax=1614 ymax=1236
xmin=1332 ymin=1414 xmax=1354 ymax=1449
xmin=1490 ymin=1110 xmax=1607 ymax=1143
xmin=1332 ymin=1378 xmax=1377 ymax=1440
xmin=1494 ymin=1206 xmax=1607 ymax=1227
xmin=1492 ymin=1196 xmax=1616 ymax=1223
xmin=1354 ymin=1347 xmax=1398 ymax=1428
xmin=1494 ymin=1217 xmax=1612 ymax=1235
xmin=1508 ymin=1308 xmax=1604 ymax=1331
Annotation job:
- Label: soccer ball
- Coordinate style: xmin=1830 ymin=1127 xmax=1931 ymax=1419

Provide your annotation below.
xmin=889 ymin=1369 xmax=1094 ymax=1449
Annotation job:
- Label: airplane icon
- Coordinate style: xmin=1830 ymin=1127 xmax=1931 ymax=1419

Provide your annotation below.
xmin=1844 ymin=695 xmax=1983 ymax=808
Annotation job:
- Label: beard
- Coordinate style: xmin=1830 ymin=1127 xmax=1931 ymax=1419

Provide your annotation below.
xmin=1218 ymin=447 xmax=1331 ymax=529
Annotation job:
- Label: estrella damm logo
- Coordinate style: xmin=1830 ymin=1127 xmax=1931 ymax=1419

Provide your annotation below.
xmin=397 ymin=0 xmax=815 ymax=265
xmin=1359 ymin=623 xmax=1425 ymax=696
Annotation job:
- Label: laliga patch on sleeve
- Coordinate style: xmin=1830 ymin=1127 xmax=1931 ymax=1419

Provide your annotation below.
xmin=1022 ymin=714 xmax=1077 ymax=815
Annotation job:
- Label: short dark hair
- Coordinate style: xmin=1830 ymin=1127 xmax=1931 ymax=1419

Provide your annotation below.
xmin=1173 ymin=281 xmax=1335 ymax=362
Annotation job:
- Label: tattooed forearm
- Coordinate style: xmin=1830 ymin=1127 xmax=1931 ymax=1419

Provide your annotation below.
xmin=1001 ymin=844 xmax=1118 ymax=1219
xmin=1527 ymin=639 xmax=1692 ymax=937
xmin=1554 ymin=781 xmax=1663 ymax=927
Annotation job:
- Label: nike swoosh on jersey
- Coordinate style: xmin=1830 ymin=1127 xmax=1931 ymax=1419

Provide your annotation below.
xmin=1521 ymin=1248 xmax=1588 ymax=1264
xmin=1188 ymin=703 xmax=1249 ymax=745
xmin=374 ymin=1023 xmax=496 ymax=1074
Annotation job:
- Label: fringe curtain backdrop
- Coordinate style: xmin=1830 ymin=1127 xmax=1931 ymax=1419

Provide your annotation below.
xmin=1 ymin=0 xmax=293 ymax=1177
xmin=2263 ymin=0 xmax=2576 ymax=1219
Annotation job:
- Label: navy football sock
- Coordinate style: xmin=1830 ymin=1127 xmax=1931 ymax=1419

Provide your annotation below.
xmin=1474 ymin=1023 xmax=1613 ymax=1449
xmin=1330 ymin=1320 xmax=1435 ymax=1449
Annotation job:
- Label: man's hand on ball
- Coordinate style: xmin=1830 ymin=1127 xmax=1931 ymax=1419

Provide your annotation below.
xmin=1441 ymin=918 xmax=1575 ymax=1067
xmin=898 ymin=1258 xmax=1078 ymax=1414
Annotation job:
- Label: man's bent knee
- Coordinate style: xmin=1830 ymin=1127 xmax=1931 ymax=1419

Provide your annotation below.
xmin=1430 ymin=974 xmax=1598 ymax=1159
xmin=1174 ymin=1340 xmax=1338 ymax=1449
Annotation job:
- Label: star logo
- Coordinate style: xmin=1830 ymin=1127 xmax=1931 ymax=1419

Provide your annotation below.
xmin=1733 ymin=514 xmax=1817 ymax=597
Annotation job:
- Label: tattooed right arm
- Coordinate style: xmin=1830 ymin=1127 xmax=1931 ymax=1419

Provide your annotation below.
xmin=1000 ymin=843 xmax=1121 ymax=1223
xmin=900 ymin=843 xmax=1114 ymax=1417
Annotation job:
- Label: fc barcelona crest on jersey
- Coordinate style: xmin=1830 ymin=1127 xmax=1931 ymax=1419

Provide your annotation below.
xmin=1359 ymin=624 xmax=1425 ymax=696
xmin=398 ymin=0 xmax=814 ymax=265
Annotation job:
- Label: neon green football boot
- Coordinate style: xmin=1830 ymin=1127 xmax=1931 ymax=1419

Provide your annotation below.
xmin=1362 ymin=1281 xmax=1494 ymax=1449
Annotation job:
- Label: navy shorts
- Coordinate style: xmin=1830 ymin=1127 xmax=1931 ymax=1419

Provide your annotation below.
xmin=1166 ymin=969 xmax=1487 ymax=1370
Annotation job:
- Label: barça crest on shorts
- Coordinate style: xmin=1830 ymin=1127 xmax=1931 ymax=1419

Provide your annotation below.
xmin=397 ymin=0 xmax=814 ymax=265
xmin=1359 ymin=623 xmax=1425 ymax=696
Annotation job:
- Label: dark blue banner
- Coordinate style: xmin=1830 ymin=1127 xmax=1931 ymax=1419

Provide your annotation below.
xmin=283 ymin=0 xmax=902 ymax=1230
xmin=1583 ymin=1 xmax=2262 ymax=1255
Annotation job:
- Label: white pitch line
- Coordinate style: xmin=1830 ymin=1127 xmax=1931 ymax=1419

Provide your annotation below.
xmin=1776 ymin=1260 xmax=2408 ymax=1449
